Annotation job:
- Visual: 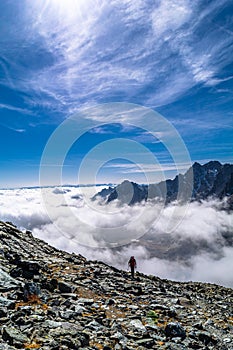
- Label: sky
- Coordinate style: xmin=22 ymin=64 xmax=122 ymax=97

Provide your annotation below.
xmin=0 ymin=0 xmax=233 ymax=187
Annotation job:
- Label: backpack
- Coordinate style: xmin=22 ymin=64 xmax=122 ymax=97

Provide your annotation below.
xmin=129 ymin=257 xmax=136 ymax=267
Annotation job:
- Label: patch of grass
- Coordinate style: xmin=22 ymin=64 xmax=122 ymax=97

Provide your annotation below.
xmin=147 ymin=310 xmax=159 ymax=323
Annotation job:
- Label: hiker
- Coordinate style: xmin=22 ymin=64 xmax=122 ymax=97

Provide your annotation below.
xmin=128 ymin=256 xmax=137 ymax=279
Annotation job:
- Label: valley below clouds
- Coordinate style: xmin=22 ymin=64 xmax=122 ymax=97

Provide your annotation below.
xmin=0 ymin=186 xmax=232 ymax=287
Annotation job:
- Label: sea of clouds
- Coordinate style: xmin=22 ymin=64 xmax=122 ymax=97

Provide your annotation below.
xmin=0 ymin=186 xmax=232 ymax=287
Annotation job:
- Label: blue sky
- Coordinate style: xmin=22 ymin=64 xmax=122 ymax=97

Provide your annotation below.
xmin=0 ymin=0 xmax=233 ymax=187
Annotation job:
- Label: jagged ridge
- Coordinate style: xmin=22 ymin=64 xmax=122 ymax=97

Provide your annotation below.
xmin=93 ymin=161 xmax=233 ymax=206
xmin=0 ymin=221 xmax=233 ymax=349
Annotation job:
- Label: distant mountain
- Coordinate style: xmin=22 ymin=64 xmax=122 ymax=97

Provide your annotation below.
xmin=92 ymin=161 xmax=233 ymax=207
xmin=92 ymin=181 xmax=148 ymax=205
xmin=92 ymin=186 xmax=115 ymax=201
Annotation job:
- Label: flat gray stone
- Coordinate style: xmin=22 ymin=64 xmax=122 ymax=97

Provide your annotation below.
xmin=2 ymin=327 xmax=29 ymax=346
xmin=0 ymin=269 xmax=22 ymax=291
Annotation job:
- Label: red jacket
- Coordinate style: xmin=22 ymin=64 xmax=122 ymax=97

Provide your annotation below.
xmin=128 ymin=257 xmax=137 ymax=268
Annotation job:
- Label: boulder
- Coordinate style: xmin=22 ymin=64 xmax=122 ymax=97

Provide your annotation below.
xmin=2 ymin=327 xmax=29 ymax=347
xmin=165 ymin=322 xmax=186 ymax=339
xmin=58 ymin=281 xmax=74 ymax=293
xmin=0 ymin=269 xmax=22 ymax=292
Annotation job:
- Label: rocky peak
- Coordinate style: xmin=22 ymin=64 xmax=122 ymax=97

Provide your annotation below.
xmin=92 ymin=186 xmax=114 ymax=201
xmin=0 ymin=220 xmax=233 ymax=349
xmin=107 ymin=180 xmax=148 ymax=205
xmin=93 ymin=161 xmax=233 ymax=205
xmin=192 ymin=161 xmax=202 ymax=169
xmin=203 ymin=160 xmax=222 ymax=169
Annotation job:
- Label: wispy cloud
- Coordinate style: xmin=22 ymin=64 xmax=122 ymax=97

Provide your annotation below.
xmin=103 ymin=161 xmax=191 ymax=175
xmin=89 ymin=125 xmax=115 ymax=134
xmin=130 ymin=131 xmax=161 ymax=144
xmin=0 ymin=103 xmax=33 ymax=116
xmin=172 ymin=118 xmax=233 ymax=130
xmin=1 ymin=0 xmax=232 ymax=118
xmin=151 ymin=0 xmax=192 ymax=36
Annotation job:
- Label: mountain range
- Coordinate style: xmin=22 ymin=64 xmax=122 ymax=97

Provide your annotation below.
xmin=93 ymin=161 xmax=233 ymax=207
xmin=0 ymin=220 xmax=233 ymax=349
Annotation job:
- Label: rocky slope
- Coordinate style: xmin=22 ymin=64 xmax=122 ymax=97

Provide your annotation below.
xmin=93 ymin=161 xmax=233 ymax=206
xmin=0 ymin=220 xmax=233 ymax=350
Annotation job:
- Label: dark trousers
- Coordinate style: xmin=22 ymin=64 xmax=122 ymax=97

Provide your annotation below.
xmin=130 ymin=266 xmax=135 ymax=278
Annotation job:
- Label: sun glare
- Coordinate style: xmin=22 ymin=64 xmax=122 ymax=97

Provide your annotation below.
xmin=46 ymin=0 xmax=91 ymax=20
